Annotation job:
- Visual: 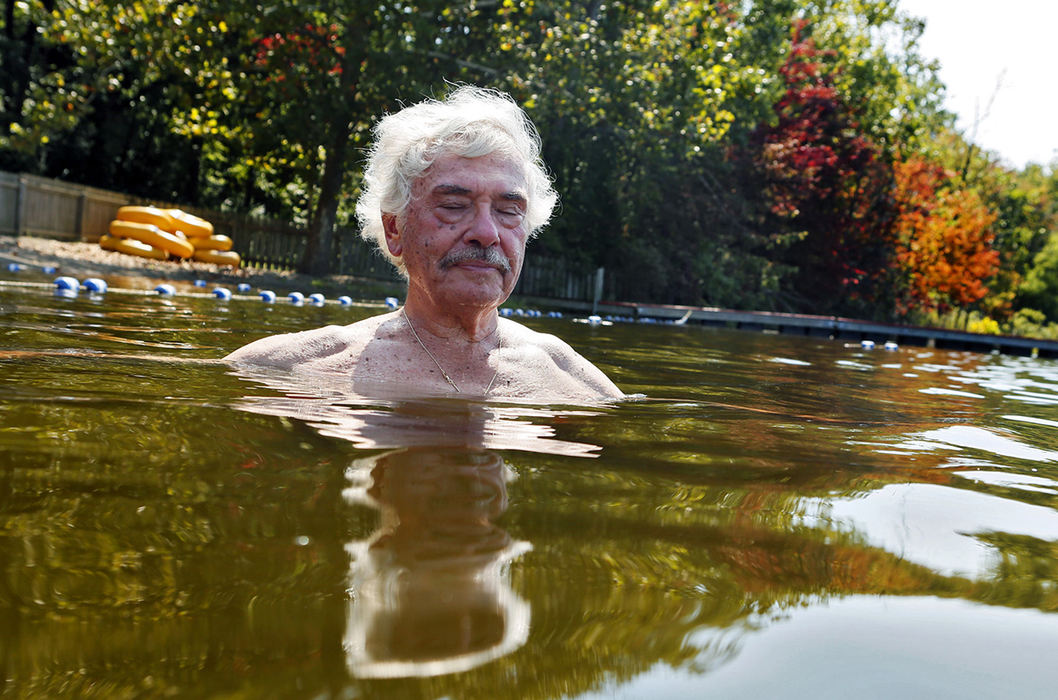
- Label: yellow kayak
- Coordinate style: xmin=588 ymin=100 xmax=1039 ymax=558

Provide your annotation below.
xmin=167 ymin=209 xmax=214 ymax=238
xmin=99 ymin=233 xmax=168 ymax=260
xmin=108 ymin=220 xmax=194 ymax=259
xmin=192 ymin=249 xmax=241 ymax=267
xmin=116 ymin=205 xmax=175 ymax=231
xmin=191 ymin=234 xmax=233 ymax=251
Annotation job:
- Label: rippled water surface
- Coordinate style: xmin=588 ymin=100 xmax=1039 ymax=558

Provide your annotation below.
xmin=2 ymin=275 xmax=1058 ymax=699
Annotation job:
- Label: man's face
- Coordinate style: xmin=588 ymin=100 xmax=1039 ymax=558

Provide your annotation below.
xmin=385 ymin=152 xmax=530 ymax=313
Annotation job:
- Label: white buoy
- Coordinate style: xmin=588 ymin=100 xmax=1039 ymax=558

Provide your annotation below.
xmin=84 ymin=278 xmax=107 ymax=294
xmin=237 ymin=283 xmax=251 ymax=293
xmin=155 ymin=284 xmax=176 ymax=295
xmin=884 ymin=341 xmax=899 ymax=351
xmin=308 ymin=293 xmax=325 ymax=305
xmin=288 ymin=291 xmax=304 ymax=304
xmin=861 ymin=340 xmax=876 ymax=350
xmin=212 ymin=287 xmax=232 ymax=300
xmin=384 ymin=296 xmax=399 ymax=310
xmin=259 ymin=290 xmax=276 ymax=303
xmin=338 ymin=296 xmax=353 ymax=305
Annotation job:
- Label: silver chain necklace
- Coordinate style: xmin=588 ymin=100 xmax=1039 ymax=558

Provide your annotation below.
xmin=402 ymin=308 xmax=501 ymax=394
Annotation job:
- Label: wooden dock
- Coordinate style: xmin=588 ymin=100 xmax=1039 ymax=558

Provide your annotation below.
xmin=593 ymin=302 xmax=1058 ymax=359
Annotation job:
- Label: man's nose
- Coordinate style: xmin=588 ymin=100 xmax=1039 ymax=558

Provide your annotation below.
xmin=464 ymin=203 xmax=501 ymax=247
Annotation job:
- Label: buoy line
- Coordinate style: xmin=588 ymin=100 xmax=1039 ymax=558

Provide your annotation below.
xmin=0 ymin=277 xmax=384 ymax=307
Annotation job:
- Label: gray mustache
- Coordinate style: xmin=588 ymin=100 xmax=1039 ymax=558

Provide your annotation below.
xmin=440 ymin=246 xmax=512 ymax=274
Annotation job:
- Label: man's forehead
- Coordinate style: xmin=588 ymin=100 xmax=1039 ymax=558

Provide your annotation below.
xmin=416 ymin=153 xmax=527 ymax=196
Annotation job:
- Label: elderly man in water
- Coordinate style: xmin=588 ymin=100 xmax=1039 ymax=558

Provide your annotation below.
xmin=225 ymin=86 xmax=623 ymax=403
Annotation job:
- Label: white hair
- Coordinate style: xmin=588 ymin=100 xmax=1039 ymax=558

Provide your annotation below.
xmin=355 ymin=86 xmax=558 ymax=275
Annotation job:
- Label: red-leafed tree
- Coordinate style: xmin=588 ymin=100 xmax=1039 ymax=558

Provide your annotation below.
xmin=751 ymin=21 xmax=894 ymax=315
xmin=892 ymin=157 xmax=1000 ymax=316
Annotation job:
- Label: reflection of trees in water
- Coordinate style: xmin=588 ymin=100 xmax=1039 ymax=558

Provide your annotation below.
xmin=472 ymin=468 xmax=1058 ymax=699
xmin=227 ymin=364 xmax=1058 ymax=696
xmin=8 ymin=358 xmax=1057 ymax=696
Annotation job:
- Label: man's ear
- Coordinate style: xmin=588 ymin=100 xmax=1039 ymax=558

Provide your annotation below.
xmin=382 ymin=213 xmax=402 ymax=258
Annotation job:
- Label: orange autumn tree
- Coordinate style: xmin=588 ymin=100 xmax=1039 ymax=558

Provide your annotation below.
xmin=892 ymin=157 xmax=1000 ymax=317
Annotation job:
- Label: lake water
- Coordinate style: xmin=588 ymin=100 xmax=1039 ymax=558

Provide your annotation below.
xmin=2 ymin=272 xmax=1058 ymax=699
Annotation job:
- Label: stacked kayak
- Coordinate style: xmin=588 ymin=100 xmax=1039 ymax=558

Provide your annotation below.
xmin=100 ymin=206 xmax=240 ymax=267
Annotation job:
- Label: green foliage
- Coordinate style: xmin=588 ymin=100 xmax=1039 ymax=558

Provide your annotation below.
xmin=1019 ymin=232 xmax=1058 ymax=320
xmin=2 ymin=0 xmax=1055 ymax=324
xmin=1 ymin=1 xmax=202 ymax=200
xmin=1007 ymin=307 xmax=1058 ymax=341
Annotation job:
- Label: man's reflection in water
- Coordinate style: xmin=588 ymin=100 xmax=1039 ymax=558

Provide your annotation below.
xmin=342 ymin=447 xmax=531 ymax=678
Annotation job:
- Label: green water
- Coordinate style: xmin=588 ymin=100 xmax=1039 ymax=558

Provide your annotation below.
xmin=2 ymin=275 xmax=1058 ymax=699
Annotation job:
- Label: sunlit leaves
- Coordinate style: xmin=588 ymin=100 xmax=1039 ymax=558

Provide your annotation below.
xmin=749 ymin=20 xmax=894 ymax=313
xmin=892 ymin=157 xmax=1000 ymax=314
xmin=2 ymin=0 xmax=1051 ymax=319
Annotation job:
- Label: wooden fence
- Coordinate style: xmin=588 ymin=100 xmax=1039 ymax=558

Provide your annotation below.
xmin=0 ymin=170 xmax=606 ymax=301
xmin=1 ymin=171 xmax=128 ymax=241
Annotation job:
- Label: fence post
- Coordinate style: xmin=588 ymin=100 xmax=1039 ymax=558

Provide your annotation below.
xmin=16 ymin=175 xmax=27 ymax=236
xmin=592 ymin=266 xmax=605 ymax=314
xmin=75 ymin=188 xmax=87 ymax=240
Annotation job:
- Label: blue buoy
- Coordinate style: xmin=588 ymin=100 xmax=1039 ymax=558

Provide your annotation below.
xmin=41 ymin=265 xmax=57 ymax=274
xmin=337 ymin=295 xmax=353 ymax=305
xmin=288 ymin=291 xmax=304 ymax=304
xmin=193 ymin=279 xmax=207 ymax=288
xmin=54 ymin=276 xmax=79 ymax=291
xmin=500 ymin=308 xmax=513 ymax=317
xmin=884 ymin=341 xmax=899 ymax=351
xmin=861 ymin=340 xmax=876 ymax=350
xmin=259 ymin=290 xmax=276 ymax=303
xmin=83 ymin=278 xmax=107 ymax=294
xmin=237 ymin=283 xmax=251 ymax=293
xmin=308 ymin=293 xmax=325 ymax=305
xmin=212 ymin=287 xmax=232 ymax=300
xmin=587 ymin=315 xmax=602 ymax=325
xmin=384 ymin=296 xmax=399 ymax=310
xmin=155 ymin=283 xmax=176 ymax=296
xmin=6 ymin=262 xmax=24 ymax=272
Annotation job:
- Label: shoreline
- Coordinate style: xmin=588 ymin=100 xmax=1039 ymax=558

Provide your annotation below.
xmin=0 ymin=234 xmax=400 ymax=298
xmin=6 ymin=235 xmax=1058 ymax=360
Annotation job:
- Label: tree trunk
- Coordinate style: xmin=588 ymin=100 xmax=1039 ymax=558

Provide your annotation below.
xmin=299 ymin=122 xmax=351 ymax=275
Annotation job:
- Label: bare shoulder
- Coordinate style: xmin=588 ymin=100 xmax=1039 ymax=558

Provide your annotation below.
xmin=501 ymin=319 xmax=624 ymax=400
xmin=224 ymin=312 xmax=398 ymax=370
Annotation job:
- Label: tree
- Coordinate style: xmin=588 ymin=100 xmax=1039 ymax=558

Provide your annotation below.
xmin=1010 ymin=165 xmax=1058 ymax=321
xmin=1 ymin=0 xmax=204 ymax=201
xmin=485 ymin=1 xmax=781 ymax=305
xmin=891 ymin=156 xmax=1000 ymax=317
xmin=107 ymin=1 xmax=513 ymax=274
xmin=747 ymin=20 xmax=895 ymax=315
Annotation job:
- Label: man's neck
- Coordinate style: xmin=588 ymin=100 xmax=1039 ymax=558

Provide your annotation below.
xmin=401 ymin=298 xmax=500 ymax=345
